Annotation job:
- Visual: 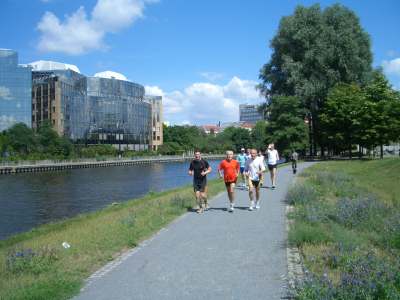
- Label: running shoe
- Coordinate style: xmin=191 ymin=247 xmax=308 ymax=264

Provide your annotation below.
xmin=197 ymin=207 xmax=204 ymax=214
xmin=249 ymin=201 xmax=254 ymax=211
xmin=255 ymin=203 xmax=260 ymax=210
xmin=228 ymin=205 xmax=234 ymax=212
xmin=272 ymin=185 xmax=276 ymax=190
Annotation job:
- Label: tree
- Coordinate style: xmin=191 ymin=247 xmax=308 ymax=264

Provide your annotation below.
xmin=265 ymin=95 xmax=308 ymax=157
xmin=259 ymin=4 xmax=372 ymax=155
xmin=251 ymin=121 xmax=269 ymax=151
xmin=320 ymin=83 xmax=365 ymax=157
xmin=6 ymin=123 xmax=36 ymax=155
xmin=363 ymin=70 xmax=400 ymax=157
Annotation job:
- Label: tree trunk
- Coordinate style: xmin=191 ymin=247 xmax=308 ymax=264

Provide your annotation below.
xmin=380 ymin=144 xmax=383 ymax=159
xmin=349 ymin=144 xmax=352 ymax=159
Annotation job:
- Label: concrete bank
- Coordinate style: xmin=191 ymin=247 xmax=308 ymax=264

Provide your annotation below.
xmin=0 ymin=155 xmax=225 ymax=175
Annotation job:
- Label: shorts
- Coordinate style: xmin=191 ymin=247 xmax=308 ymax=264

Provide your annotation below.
xmin=193 ymin=178 xmax=207 ymax=192
xmin=268 ymin=164 xmax=277 ymax=171
xmin=240 ymin=166 xmax=245 ymax=174
xmin=224 ymin=179 xmax=237 ymax=188
xmin=248 ymin=179 xmax=260 ymax=189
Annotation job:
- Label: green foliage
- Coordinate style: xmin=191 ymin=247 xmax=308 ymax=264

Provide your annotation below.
xmin=162 ymin=125 xmax=257 ymax=154
xmin=265 ymin=95 xmax=308 ymax=155
xmin=320 ymin=71 xmax=400 ymax=154
xmin=320 ymin=83 xmax=365 ymax=152
xmin=251 ymin=121 xmax=268 ymax=150
xmin=259 ymin=3 xmax=373 ymax=154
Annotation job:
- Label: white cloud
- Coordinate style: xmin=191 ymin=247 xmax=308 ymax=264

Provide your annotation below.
xmin=0 ymin=115 xmax=16 ymax=130
xmin=37 ymin=0 xmax=157 ymax=55
xmin=0 ymin=86 xmax=13 ymax=100
xmin=386 ymin=50 xmax=398 ymax=58
xmin=199 ymin=72 xmax=224 ymax=81
xmin=146 ymin=77 xmax=264 ymax=125
xmin=382 ymin=58 xmax=400 ymax=76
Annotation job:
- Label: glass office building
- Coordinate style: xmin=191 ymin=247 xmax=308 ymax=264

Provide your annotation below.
xmin=0 ymin=49 xmax=31 ymax=131
xmin=87 ymin=76 xmax=151 ymax=150
xmin=239 ymin=104 xmax=264 ymax=124
xmin=32 ymin=69 xmax=89 ymax=139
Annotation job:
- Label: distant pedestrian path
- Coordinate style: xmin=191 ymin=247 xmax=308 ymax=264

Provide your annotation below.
xmin=74 ymin=162 xmax=314 ymax=300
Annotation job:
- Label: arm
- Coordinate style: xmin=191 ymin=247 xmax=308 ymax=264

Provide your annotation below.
xmin=188 ymin=162 xmax=193 ymax=176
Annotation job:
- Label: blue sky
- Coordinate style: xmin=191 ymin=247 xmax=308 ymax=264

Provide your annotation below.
xmin=1 ymin=0 xmax=399 ymax=125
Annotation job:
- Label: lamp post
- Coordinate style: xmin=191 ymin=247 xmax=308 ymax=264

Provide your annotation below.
xmin=305 ymin=112 xmax=313 ymax=157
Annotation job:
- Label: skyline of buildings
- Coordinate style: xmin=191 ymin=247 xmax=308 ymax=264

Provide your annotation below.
xmin=1 ymin=48 xmax=161 ymax=151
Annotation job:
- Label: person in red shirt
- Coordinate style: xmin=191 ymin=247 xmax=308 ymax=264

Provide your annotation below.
xmin=218 ymin=150 xmax=240 ymax=212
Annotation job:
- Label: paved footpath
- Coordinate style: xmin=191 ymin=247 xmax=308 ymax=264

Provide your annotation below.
xmin=74 ymin=162 xmax=314 ymax=300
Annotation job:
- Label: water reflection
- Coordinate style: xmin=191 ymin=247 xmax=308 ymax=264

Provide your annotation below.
xmin=0 ymin=160 xmax=220 ymax=240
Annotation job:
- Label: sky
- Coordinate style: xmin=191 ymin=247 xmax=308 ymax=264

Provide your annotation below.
xmin=1 ymin=0 xmax=399 ymax=125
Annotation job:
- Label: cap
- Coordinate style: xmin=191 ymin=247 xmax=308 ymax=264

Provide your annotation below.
xmin=241 ymin=148 xmax=245 ymax=151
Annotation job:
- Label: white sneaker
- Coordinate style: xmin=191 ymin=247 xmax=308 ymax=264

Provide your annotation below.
xmin=228 ymin=204 xmax=234 ymax=212
xmin=249 ymin=201 xmax=254 ymax=211
xmin=255 ymin=202 xmax=260 ymax=210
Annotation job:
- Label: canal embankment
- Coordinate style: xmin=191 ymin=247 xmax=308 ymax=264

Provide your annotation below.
xmin=0 ymin=155 xmax=225 ymax=175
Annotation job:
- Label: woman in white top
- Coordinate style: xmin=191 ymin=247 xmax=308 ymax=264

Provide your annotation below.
xmin=266 ymin=143 xmax=279 ymax=189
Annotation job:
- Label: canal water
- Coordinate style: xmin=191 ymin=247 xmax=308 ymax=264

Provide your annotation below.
xmin=0 ymin=160 xmax=221 ymax=240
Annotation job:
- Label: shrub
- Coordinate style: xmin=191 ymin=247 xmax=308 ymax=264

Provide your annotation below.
xmin=333 ymin=195 xmax=388 ymax=228
xmin=286 ymin=184 xmax=319 ymax=206
xmin=6 ymin=246 xmax=59 ymax=275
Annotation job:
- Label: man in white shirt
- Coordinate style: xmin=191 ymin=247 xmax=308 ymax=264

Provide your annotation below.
xmin=266 ymin=143 xmax=279 ymax=189
xmin=245 ymin=149 xmax=266 ymax=210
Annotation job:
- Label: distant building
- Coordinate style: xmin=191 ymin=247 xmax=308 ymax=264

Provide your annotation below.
xmin=220 ymin=121 xmax=255 ymax=131
xmin=239 ymin=104 xmax=264 ymax=124
xmin=31 ymin=68 xmax=89 ymax=139
xmin=201 ymin=124 xmax=221 ymax=135
xmin=0 ymin=49 xmax=32 ymax=131
xmin=144 ymin=95 xmax=163 ymax=151
xmin=30 ymin=62 xmax=152 ymax=150
xmin=86 ymin=74 xmax=151 ymax=151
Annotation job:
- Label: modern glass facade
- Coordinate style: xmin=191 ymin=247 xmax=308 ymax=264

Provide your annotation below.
xmin=87 ymin=77 xmax=151 ymax=150
xmin=239 ymin=104 xmax=264 ymax=124
xmin=32 ymin=70 xmax=89 ymax=139
xmin=144 ymin=95 xmax=163 ymax=151
xmin=0 ymin=49 xmax=31 ymax=131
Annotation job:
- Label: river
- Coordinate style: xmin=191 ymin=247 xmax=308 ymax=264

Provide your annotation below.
xmin=0 ymin=160 xmax=221 ymax=240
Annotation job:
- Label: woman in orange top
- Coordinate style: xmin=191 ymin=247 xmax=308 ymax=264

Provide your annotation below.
xmin=218 ymin=150 xmax=240 ymax=212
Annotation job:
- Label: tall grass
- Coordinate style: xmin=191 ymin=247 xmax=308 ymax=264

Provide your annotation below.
xmin=287 ymin=158 xmax=400 ymax=299
xmin=0 ymin=179 xmax=225 ymax=300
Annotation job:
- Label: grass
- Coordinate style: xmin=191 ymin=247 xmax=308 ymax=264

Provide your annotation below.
xmin=0 ymin=179 xmax=225 ymax=300
xmin=286 ymin=158 xmax=400 ymax=299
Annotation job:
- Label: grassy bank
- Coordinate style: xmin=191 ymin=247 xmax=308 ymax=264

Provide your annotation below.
xmin=287 ymin=158 xmax=400 ymax=299
xmin=0 ymin=179 xmax=225 ymax=300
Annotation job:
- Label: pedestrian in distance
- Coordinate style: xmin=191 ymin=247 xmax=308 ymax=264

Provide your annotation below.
xmin=236 ymin=148 xmax=248 ymax=189
xmin=245 ymin=149 xmax=266 ymax=210
xmin=218 ymin=150 xmax=240 ymax=212
xmin=291 ymin=149 xmax=299 ymax=174
xmin=188 ymin=150 xmax=212 ymax=213
xmin=266 ymin=143 xmax=279 ymax=189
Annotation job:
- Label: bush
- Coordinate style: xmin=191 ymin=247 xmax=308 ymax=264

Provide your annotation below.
xmin=333 ymin=195 xmax=388 ymax=228
xmin=296 ymin=251 xmax=400 ymax=300
xmin=286 ymin=184 xmax=319 ymax=206
xmin=6 ymin=246 xmax=59 ymax=275
xmin=288 ymin=222 xmax=331 ymax=246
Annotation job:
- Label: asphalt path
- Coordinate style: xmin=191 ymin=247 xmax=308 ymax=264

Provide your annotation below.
xmin=74 ymin=162 xmax=314 ymax=300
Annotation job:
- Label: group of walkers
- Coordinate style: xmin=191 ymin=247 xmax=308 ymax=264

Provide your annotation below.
xmin=188 ymin=144 xmax=293 ymax=213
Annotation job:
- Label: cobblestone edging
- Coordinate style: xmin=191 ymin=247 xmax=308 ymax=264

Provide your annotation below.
xmin=285 ymin=176 xmax=305 ymax=294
